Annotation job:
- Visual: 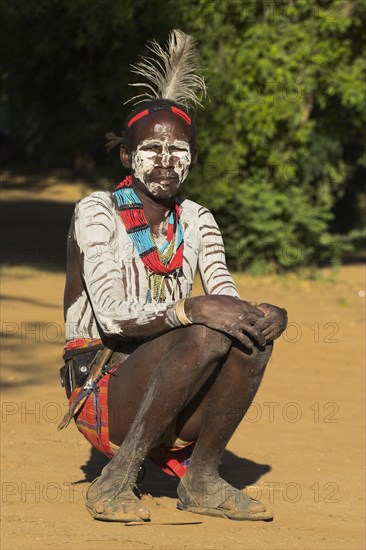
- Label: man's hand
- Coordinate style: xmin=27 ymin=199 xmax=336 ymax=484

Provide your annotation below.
xmin=185 ymin=295 xmax=266 ymax=348
xmin=255 ymin=303 xmax=288 ymax=342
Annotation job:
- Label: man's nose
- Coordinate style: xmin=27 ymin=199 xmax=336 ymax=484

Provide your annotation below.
xmin=158 ymin=151 xmax=174 ymax=168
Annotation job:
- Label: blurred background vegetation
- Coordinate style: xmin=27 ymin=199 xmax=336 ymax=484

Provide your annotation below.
xmin=1 ymin=0 xmax=365 ymax=272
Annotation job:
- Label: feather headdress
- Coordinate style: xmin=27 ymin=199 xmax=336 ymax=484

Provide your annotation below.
xmin=126 ymin=29 xmax=207 ymax=110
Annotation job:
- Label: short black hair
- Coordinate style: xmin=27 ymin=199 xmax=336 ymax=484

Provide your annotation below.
xmin=124 ymin=99 xmax=197 ymax=152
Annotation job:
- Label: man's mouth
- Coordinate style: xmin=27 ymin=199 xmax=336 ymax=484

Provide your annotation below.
xmin=152 ymin=169 xmax=178 ymax=179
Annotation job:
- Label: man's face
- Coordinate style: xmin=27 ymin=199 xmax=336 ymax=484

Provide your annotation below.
xmin=126 ymin=112 xmax=195 ymax=200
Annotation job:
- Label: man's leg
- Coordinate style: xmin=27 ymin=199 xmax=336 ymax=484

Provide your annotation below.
xmin=107 ymin=325 xmax=230 ymax=447
xmin=87 ymin=327 xmax=273 ymax=521
xmin=87 ymin=324 xmax=232 ymax=520
xmin=175 ymin=341 xmax=273 ymax=516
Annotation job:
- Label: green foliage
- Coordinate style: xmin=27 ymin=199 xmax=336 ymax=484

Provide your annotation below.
xmin=1 ymin=0 xmax=365 ymax=270
xmin=1 ymin=0 xmax=183 ymax=167
xmin=182 ymin=0 xmax=366 ymax=270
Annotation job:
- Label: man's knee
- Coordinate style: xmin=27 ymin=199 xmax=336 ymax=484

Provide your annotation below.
xmin=232 ymin=341 xmax=273 ymax=373
xmin=182 ymin=325 xmax=232 ymax=359
xmin=250 ymin=342 xmax=273 ymax=374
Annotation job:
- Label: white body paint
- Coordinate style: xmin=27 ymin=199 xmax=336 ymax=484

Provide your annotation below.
xmin=65 ymin=191 xmax=239 ymax=341
xmin=132 ymin=137 xmax=191 ymax=195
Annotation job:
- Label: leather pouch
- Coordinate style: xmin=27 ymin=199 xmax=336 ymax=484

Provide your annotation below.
xmin=60 ymin=349 xmax=101 ymax=398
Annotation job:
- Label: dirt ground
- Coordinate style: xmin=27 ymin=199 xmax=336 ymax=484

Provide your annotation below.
xmin=1 ymin=178 xmax=365 ymax=549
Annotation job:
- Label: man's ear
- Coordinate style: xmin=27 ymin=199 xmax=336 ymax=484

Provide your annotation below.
xmin=120 ymin=145 xmax=132 ymax=168
xmin=189 ymin=149 xmax=198 ymax=171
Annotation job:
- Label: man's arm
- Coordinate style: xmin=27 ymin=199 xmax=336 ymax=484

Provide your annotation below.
xmin=195 ymin=207 xmax=287 ymax=343
xmin=72 ymin=193 xmax=267 ymax=346
xmin=196 ymin=207 xmax=239 ymax=297
xmin=72 ymin=192 xmax=182 ymax=339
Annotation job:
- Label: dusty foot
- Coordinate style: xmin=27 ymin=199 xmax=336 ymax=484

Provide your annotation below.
xmin=177 ymin=471 xmax=272 ymax=520
xmin=86 ymin=474 xmax=150 ymax=522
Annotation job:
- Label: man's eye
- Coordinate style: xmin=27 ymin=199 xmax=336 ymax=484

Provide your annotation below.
xmin=139 ymin=148 xmax=160 ymax=155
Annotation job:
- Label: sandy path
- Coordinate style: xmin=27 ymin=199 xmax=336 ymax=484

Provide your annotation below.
xmin=1 ymin=174 xmax=365 ymax=549
xmin=1 ymin=261 xmax=364 ymax=550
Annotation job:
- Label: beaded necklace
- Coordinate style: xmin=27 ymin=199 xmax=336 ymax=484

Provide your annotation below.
xmin=114 ymin=176 xmax=184 ymax=302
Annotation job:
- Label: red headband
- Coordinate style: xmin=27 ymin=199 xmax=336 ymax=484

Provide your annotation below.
xmin=127 ymin=106 xmax=191 ymax=128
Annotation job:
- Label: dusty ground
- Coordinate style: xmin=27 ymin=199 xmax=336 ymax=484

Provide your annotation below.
xmin=1 ymin=178 xmax=365 ymax=549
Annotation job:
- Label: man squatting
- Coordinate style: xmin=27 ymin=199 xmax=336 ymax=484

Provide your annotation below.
xmin=60 ymin=30 xmax=288 ymax=522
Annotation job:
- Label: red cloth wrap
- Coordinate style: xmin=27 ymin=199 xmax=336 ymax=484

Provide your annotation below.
xmin=65 ymin=338 xmax=195 ymax=478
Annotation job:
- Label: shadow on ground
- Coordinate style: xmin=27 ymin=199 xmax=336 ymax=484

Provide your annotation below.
xmin=78 ymin=446 xmax=271 ymax=498
xmin=0 ymin=294 xmax=60 ymax=308
xmin=0 ymin=336 xmax=62 ymax=390
xmin=1 ymin=200 xmax=75 ymax=271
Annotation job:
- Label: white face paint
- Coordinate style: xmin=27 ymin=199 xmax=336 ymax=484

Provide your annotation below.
xmin=131 ymin=137 xmax=191 ymax=195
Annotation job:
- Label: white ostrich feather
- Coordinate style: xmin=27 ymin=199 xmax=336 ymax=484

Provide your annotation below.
xmin=126 ymin=29 xmax=206 ymax=109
